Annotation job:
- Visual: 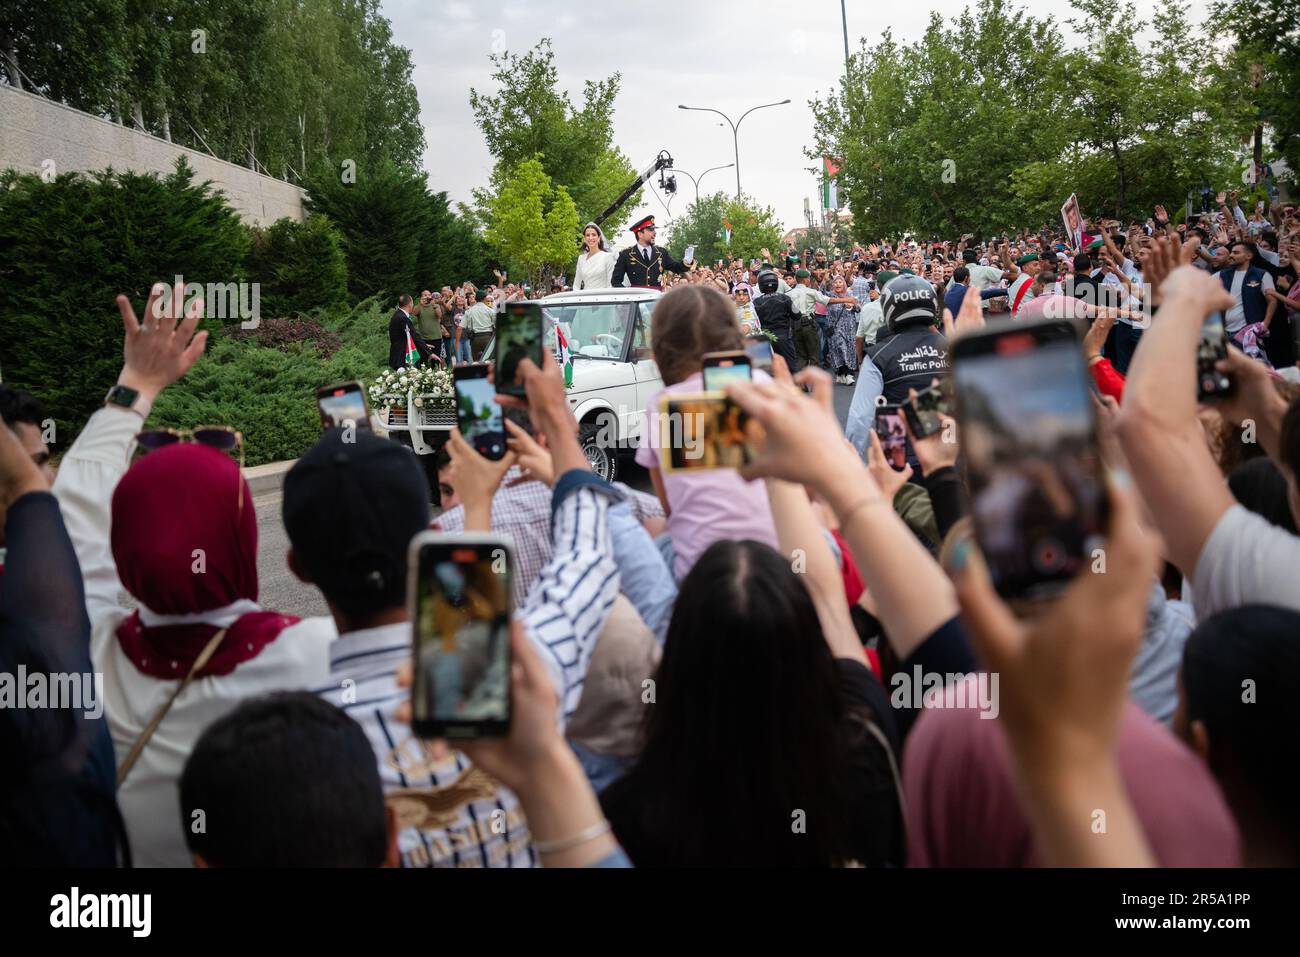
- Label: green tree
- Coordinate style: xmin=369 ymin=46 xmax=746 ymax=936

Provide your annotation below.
xmin=245 ymin=214 xmax=349 ymax=317
xmin=808 ymin=0 xmax=1245 ymax=239
xmin=484 ymin=157 xmax=580 ymax=287
xmin=1211 ymin=0 xmax=1300 ymax=179
xmin=665 ymin=192 xmax=784 ymax=265
xmin=3 ymin=1 xmax=424 ymax=183
xmin=305 ymin=161 xmax=487 ymax=299
xmin=469 ymin=39 xmax=641 ymax=234
xmin=0 ymin=0 xmax=128 ymax=114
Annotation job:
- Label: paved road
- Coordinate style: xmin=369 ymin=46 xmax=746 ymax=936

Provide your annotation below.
xmin=254 ymin=378 xmax=863 ymax=619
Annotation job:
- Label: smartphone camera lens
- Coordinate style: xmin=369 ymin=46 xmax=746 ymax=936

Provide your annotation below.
xmin=1031 ymin=538 xmax=1067 ymax=575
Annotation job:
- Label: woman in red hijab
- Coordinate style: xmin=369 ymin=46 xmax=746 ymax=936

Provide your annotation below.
xmin=53 ymin=282 xmax=334 ymax=866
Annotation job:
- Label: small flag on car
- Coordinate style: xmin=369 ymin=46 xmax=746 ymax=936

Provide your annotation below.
xmin=405 ymin=327 xmax=420 ymax=366
xmin=555 ymin=324 xmax=573 ymax=389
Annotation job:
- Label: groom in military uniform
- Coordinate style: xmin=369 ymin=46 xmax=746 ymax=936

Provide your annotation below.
xmin=611 ymin=215 xmax=693 ymax=289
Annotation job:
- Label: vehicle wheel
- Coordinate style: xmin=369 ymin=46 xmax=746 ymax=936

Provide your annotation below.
xmin=579 ymin=422 xmax=619 ymax=482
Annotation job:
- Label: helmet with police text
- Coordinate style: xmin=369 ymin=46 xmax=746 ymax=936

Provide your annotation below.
xmin=756 ymin=269 xmax=779 ymax=295
xmin=880 ymin=273 xmax=938 ymax=332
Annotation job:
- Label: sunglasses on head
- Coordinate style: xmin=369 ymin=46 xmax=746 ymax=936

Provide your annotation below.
xmin=134 ymin=426 xmax=246 ymax=512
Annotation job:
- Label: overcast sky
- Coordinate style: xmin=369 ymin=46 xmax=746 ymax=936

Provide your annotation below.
xmin=381 ymin=0 xmax=1209 ymax=248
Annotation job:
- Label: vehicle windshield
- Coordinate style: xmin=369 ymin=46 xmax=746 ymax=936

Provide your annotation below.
xmin=542 ymin=303 xmax=630 ymax=360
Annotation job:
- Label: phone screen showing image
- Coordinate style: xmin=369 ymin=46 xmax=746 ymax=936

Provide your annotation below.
xmin=874 ymin=406 xmax=909 ymax=471
xmin=744 ymin=338 xmax=774 ymax=373
xmin=454 ymin=367 xmax=506 ymax=460
xmin=659 ymin=392 xmax=761 ymax=472
xmin=702 ymin=352 xmax=753 ymax=391
xmin=412 ymin=538 xmax=511 ymax=738
xmin=495 ymin=302 xmax=544 ymax=397
xmin=953 ymin=325 xmax=1108 ymax=600
xmin=317 ymin=382 xmax=370 ymax=430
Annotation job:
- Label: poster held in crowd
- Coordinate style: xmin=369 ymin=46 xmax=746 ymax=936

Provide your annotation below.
xmin=1061 ymin=193 xmax=1084 ymax=250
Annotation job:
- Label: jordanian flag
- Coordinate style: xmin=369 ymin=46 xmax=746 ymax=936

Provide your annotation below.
xmin=555 ymin=324 xmax=573 ymax=389
xmin=822 ymin=156 xmax=841 ymax=210
xmin=723 ymin=218 xmax=733 ymax=246
xmin=405 ymin=327 xmax=420 ymax=365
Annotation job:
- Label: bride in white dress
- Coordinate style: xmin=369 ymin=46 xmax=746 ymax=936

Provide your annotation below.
xmin=573 ymin=222 xmax=616 ymax=290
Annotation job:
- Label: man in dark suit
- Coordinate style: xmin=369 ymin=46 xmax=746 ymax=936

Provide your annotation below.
xmin=388 ymin=294 xmax=436 ymax=370
xmin=610 ymin=216 xmax=693 ymax=289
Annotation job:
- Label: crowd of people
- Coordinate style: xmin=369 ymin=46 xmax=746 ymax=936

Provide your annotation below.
xmin=4 ymin=184 xmax=1300 ymax=871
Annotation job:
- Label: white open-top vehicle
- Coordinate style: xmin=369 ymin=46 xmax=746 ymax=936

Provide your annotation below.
xmin=380 ymin=286 xmax=663 ymax=481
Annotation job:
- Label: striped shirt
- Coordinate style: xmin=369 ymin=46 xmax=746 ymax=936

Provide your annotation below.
xmin=436 ymin=468 xmax=663 ymax=608
xmin=316 ymin=478 xmax=622 ymax=867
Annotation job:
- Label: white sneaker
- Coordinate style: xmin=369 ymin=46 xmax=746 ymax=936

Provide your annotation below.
xmin=845 ymin=374 xmax=855 ymax=385
xmin=834 ymin=374 xmax=846 ymax=384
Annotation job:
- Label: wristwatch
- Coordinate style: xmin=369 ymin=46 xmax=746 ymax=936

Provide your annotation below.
xmin=104 ymin=383 xmax=142 ymax=411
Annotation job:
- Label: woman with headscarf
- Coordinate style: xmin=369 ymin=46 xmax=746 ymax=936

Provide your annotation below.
xmin=53 ymin=283 xmax=335 ymax=865
xmin=574 ymin=222 xmax=616 ymax=291
xmin=826 ymin=275 xmax=860 ymax=384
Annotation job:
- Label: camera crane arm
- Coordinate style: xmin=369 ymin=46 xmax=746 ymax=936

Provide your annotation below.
xmin=588 ymin=149 xmax=675 ymax=236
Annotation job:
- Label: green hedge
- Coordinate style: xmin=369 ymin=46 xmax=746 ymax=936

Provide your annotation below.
xmin=245 ymin=214 xmax=349 ymax=317
xmin=149 ymin=298 xmax=390 ymax=467
xmin=0 ymin=160 xmax=247 ymax=443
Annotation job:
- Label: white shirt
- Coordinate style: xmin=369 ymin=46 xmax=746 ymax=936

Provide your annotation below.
xmin=574 ymin=249 xmax=616 ymax=290
xmin=1224 ymin=267 xmax=1274 ymax=333
xmin=52 ymin=408 xmax=334 ymax=866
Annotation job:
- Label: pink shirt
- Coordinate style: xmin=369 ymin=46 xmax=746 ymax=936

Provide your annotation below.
xmin=635 ymin=372 xmax=780 ymax=579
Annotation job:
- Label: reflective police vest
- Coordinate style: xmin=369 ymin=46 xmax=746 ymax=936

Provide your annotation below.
xmin=866 ymin=326 xmax=950 ymax=405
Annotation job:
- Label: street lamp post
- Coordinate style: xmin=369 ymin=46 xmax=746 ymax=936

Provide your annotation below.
xmin=678 ymin=100 xmax=791 ymax=198
xmin=673 ymin=163 xmax=735 ymax=204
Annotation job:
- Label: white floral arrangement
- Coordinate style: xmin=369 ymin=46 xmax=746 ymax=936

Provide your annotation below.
xmin=369 ymin=365 xmax=454 ymax=408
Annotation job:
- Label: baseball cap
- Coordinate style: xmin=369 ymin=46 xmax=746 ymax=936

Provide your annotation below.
xmin=283 ymin=429 xmax=431 ymax=609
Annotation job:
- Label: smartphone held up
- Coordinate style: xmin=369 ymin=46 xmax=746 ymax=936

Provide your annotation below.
xmin=951 ymin=317 xmax=1109 ymax=601
xmin=494 ymin=300 xmax=546 ymax=397
xmin=317 ymin=381 xmax=371 ymax=430
xmin=658 ymin=391 xmax=761 ymax=472
xmin=453 ymin=364 xmax=506 ymax=461
xmin=409 ymin=532 xmax=513 ymax=739
xmin=701 ymin=350 xmax=753 ymax=391
xmin=1197 ymin=312 xmax=1234 ymax=401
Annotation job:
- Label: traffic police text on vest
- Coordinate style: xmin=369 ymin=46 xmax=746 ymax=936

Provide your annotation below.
xmin=866 ymin=273 xmax=950 ymax=407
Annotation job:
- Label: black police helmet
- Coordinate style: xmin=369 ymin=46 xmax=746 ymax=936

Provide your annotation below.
xmin=880 ymin=273 xmax=939 ymax=332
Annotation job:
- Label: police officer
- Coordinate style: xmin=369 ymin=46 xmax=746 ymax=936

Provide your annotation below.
xmin=751 ymin=269 xmax=799 ymax=370
xmin=844 ymin=273 xmax=950 ymax=459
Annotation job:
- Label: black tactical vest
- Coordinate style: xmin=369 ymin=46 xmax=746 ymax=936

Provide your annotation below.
xmin=867 ymin=326 xmax=951 ymax=405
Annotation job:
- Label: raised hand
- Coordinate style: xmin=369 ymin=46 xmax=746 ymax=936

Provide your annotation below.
xmin=726 ymin=369 xmax=864 ymax=490
xmin=116 ymin=280 xmax=208 ymax=403
xmin=866 ymin=430 xmax=913 ymax=498
xmin=951 ymin=481 xmax=1159 ymax=866
xmin=1137 ymin=235 xmax=1195 ymax=306
xmin=504 ymin=418 xmax=555 ymax=487
xmin=444 ymin=428 xmax=516 ymax=529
